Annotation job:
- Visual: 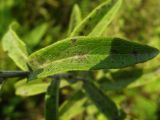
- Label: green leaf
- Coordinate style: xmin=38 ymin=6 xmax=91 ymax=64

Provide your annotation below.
xmin=0 ymin=84 xmax=2 ymax=90
xmin=70 ymin=0 xmax=122 ymax=37
xmin=132 ymin=96 xmax=157 ymax=120
xmin=144 ymin=72 xmax=160 ymax=93
xmin=23 ymin=23 xmax=48 ymax=49
xmin=68 ymin=4 xmax=82 ymax=35
xmin=59 ymin=90 xmax=87 ymax=120
xmin=99 ymin=68 xmax=143 ymax=90
xmin=82 ymin=79 xmax=119 ymax=120
xmin=15 ymin=79 xmax=68 ymax=96
xmin=0 ymin=0 xmax=15 ymax=36
xmin=127 ymin=68 xmax=160 ymax=88
xmin=28 ymin=37 xmax=159 ymax=79
xmin=99 ymin=66 xmax=160 ymax=91
xmin=2 ymin=23 xmax=28 ymax=70
xmin=45 ymin=79 xmax=60 ymax=120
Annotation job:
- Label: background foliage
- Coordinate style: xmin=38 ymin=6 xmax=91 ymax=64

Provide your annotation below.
xmin=0 ymin=0 xmax=160 ymax=120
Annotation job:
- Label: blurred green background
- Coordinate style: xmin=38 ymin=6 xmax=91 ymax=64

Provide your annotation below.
xmin=0 ymin=0 xmax=160 ymax=120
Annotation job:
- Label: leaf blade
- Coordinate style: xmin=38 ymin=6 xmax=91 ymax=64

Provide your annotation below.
xmin=28 ymin=37 xmax=159 ymax=79
xmin=45 ymin=79 xmax=60 ymax=120
xmin=2 ymin=23 xmax=28 ymax=70
xmin=68 ymin=4 xmax=82 ymax=35
xmin=59 ymin=90 xmax=87 ymax=120
xmin=23 ymin=23 xmax=48 ymax=49
xmin=88 ymin=0 xmax=122 ymax=37
xmin=83 ymin=79 xmax=119 ymax=120
xmin=70 ymin=0 xmax=122 ymax=37
xmin=15 ymin=79 xmax=68 ymax=96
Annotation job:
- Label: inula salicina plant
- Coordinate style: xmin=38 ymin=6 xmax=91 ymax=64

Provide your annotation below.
xmin=0 ymin=0 xmax=159 ymax=120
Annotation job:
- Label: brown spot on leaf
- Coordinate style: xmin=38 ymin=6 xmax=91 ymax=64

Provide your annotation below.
xmin=111 ymin=60 xmax=114 ymax=63
xmin=84 ymin=24 xmax=89 ymax=30
xmin=43 ymin=78 xmax=49 ymax=83
xmin=112 ymin=49 xmax=118 ymax=54
xmin=131 ymin=50 xmax=139 ymax=61
xmin=71 ymin=38 xmax=77 ymax=45
xmin=132 ymin=50 xmax=138 ymax=56
xmin=74 ymin=52 xmax=88 ymax=63
xmin=88 ymin=17 xmax=92 ymax=21
xmin=121 ymin=61 xmax=125 ymax=65
xmin=79 ymin=31 xmax=84 ymax=36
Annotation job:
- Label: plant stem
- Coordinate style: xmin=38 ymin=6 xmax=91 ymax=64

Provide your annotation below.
xmin=0 ymin=71 xmax=29 ymax=78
